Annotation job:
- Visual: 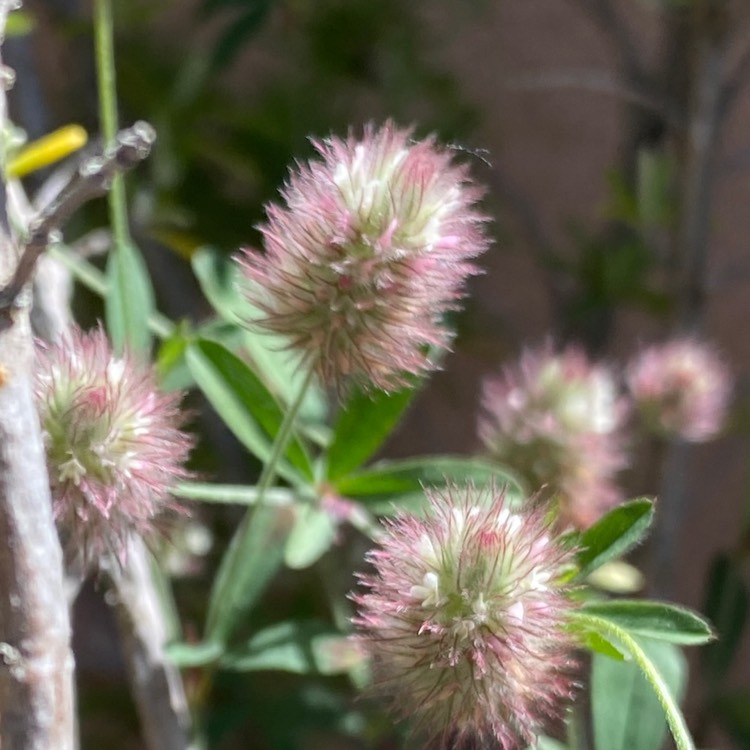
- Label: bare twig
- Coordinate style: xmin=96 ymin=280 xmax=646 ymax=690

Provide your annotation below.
xmin=568 ymin=0 xmax=645 ymax=80
xmin=0 ymin=6 xmax=76 ymax=749
xmin=720 ymin=30 xmax=750 ymax=112
xmin=677 ymin=47 xmax=725 ymax=327
xmin=508 ymin=69 xmax=684 ymax=127
xmin=651 ymin=30 xmax=728 ymax=596
xmin=0 ymin=121 xmax=155 ymax=320
xmin=109 ymin=538 xmax=195 ymax=750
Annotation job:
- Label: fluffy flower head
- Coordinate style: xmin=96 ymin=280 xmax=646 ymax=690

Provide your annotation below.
xmin=33 ymin=327 xmax=192 ymax=567
xmin=479 ymin=344 xmax=627 ymax=528
xmin=237 ymin=122 xmax=489 ymax=392
xmin=353 ymin=484 xmax=578 ymax=750
xmin=626 ymin=338 xmax=731 ymax=442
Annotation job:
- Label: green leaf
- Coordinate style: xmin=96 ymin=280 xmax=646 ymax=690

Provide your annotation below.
xmin=192 ymin=247 xmax=327 ymax=426
xmin=530 ymin=738 xmax=569 ymax=750
xmin=220 ymin=620 xmax=362 ymax=675
xmin=206 ymin=502 xmax=299 ymax=645
xmin=701 ymin=554 xmax=749 ymax=680
xmin=6 ymin=11 xmax=35 ymax=37
xmin=105 ymin=240 xmax=155 ymax=356
xmin=575 ymin=611 xmax=693 ymax=750
xmin=575 ymin=498 xmax=654 ymax=579
xmin=637 ymin=147 xmax=673 ymax=228
xmin=186 ymin=339 xmax=313 ymax=482
xmin=579 ymin=629 xmax=628 ymax=661
xmin=191 ymin=245 xmax=246 ymax=323
xmin=284 ymin=504 xmax=337 ymax=570
xmin=334 ymin=456 xmax=524 ymax=514
xmin=166 ymin=640 xmax=223 ymax=668
xmin=591 ymin=636 xmax=687 ymax=750
xmin=326 ymin=385 xmax=419 ymax=481
xmin=582 ymin=600 xmax=714 ymax=645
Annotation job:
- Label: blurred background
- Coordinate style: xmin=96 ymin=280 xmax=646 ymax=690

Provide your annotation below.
xmin=10 ymin=0 xmax=750 ymax=747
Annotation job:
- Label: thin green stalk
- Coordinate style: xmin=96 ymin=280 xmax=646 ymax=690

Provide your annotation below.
xmin=93 ymin=0 xmax=129 ymax=246
xmin=174 ymin=482 xmax=295 ymax=507
xmin=572 ymin=612 xmax=695 ymax=750
xmin=94 ymin=0 xmax=155 ymax=356
xmin=190 ymin=368 xmax=316 ymax=721
xmin=205 ymin=365 xmax=316 ymax=643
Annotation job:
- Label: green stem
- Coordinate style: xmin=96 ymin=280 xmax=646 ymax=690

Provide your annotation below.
xmin=205 ymin=365 xmax=316 ymax=643
xmin=190 ymin=368 xmax=316 ymax=720
xmin=174 ymin=481 xmax=296 ymax=507
xmin=572 ymin=612 xmax=695 ymax=750
xmin=93 ymin=0 xmax=129 ymax=247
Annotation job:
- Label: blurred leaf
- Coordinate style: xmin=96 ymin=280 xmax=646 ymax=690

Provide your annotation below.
xmin=284 ymin=504 xmax=338 ymax=570
xmin=221 ymin=620 xmax=361 ymax=675
xmin=575 ymin=498 xmax=654 ymax=579
xmin=607 ymin=168 xmax=639 ymax=224
xmin=530 ymin=738 xmax=569 ymax=750
xmin=586 ymin=560 xmax=645 ymax=594
xmin=592 ymin=637 xmax=686 ymax=750
xmin=191 ymin=245 xmax=246 ymax=322
xmin=327 ymin=384 xmax=420 ymax=481
xmin=207 ymin=1 xmax=274 ymax=71
xmin=6 ymin=10 xmax=35 ymax=36
xmin=702 ymin=554 xmax=749 ymax=681
xmin=166 ymin=640 xmax=223 ymax=668
xmin=155 ymin=326 xmax=189 ymax=385
xmin=105 ymin=240 xmax=155 ymax=356
xmin=206 ymin=501 xmax=299 ymax=645
xmin=192 ymin=247 xmax=328 ymax=425
xmin=637 ymin=147 xmax=673 ymax=228
xmin=582 ymin=600 xmax=714 ymax=645
xmin=335 ymin=456 xmax=524 ymax=514
xmin=186 ymin=339 xmax=313 ymax=483
xmin=201 ymin=0 xmax=266 ymax=16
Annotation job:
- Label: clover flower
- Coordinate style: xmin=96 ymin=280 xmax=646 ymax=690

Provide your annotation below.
xmin=237 ymin=122 xmax=489 ymax=392
xmin=478 ymin=343 xmax=627 ymax=528
xmin=353 ymin=484 xmax=578 ymax=750
xmin=33 ymin=327 xmax=192 ymax=567
xmin=626 ymin=338 xmax=731 ymax=442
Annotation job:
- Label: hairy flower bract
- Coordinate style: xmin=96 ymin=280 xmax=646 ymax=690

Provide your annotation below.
xmin=478 ymin=343 xmax=627 ymax=528
xmin=34 ymin=327 xmax=192 ymax=567
xmin=353 ymin=484 xmax=578 ymax=750
xmin=626 ymin=338 xmax=731 ymax=442
xmin=237 ymin=121 xmax=489 ymax=392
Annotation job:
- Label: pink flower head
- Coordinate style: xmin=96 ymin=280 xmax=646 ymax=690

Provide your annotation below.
xmin=626 ymin=338 xmax=731 ymax=442
xmin=353 ymin=484 xmax=578 ymax=750
xmin=33 ymin=327 xmax=192 ymax=567
xmin=237 ymin=122 xmax=489 ymax=393
xmin=478 ymin=343 xmax=628 ymax=528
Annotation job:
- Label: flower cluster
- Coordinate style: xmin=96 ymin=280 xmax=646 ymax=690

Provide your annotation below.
xmin=353 ymin=484 xmax=578 ymax=750
xmin=237 ymin=121 xmax=489 ymax=393
xmin=33 ymin=327 xmax=192 ymax=567
xmin=626 ymin=338 xmax=731 ymax=442
xmin=478 ymin=344 xmax=627 ymax=529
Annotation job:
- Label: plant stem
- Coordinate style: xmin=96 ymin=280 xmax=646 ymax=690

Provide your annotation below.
xmin=174 ymin=482 xmax=296 ymax=506
xmin=93 ymin=0 xmax=129 ymax=248
xmin=572 ymin=612 xmax=695 ymax=750
xmin=205 ymin=365 xmax=316 ymax=643
xmin=189 ymin=367 xmax=315 ymax=720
